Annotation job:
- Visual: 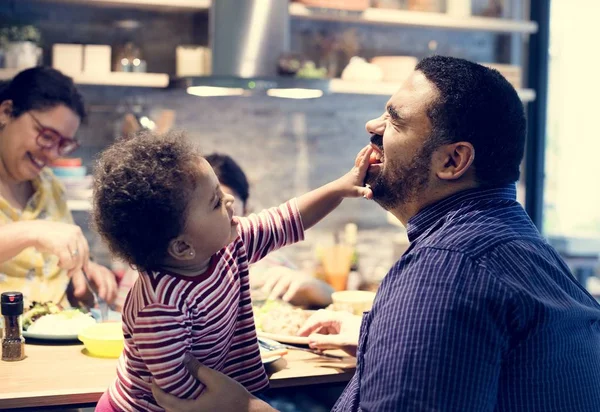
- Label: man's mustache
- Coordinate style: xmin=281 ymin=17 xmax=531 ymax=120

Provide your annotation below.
xmin=370 ymin=133 xmax=383 ymax=149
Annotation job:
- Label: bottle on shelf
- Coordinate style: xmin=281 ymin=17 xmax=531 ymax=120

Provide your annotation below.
xmin=344 ymin=223 xmax=362 ymax=290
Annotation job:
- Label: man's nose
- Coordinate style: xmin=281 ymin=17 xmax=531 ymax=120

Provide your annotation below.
xmin=365 ymin=117 xmax=385 ymax=135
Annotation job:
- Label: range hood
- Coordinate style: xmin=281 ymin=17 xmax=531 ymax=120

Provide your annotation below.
xmin=176 ymin=0 xmax=328 ymax=99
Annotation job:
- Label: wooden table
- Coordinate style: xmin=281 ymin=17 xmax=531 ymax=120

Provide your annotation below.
xmin=0 ymin=342 xmax=356 ymax=410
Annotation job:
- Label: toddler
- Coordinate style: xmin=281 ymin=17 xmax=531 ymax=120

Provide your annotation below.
xmin=92 ymin=130 xmax=373 ymax=411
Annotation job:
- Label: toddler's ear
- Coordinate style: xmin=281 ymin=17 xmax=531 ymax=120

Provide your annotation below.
xmin=168 ymin=237 xmax=196 ymax=261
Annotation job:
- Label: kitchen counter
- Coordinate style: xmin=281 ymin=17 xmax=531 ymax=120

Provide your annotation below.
xmin=0 ymin=342 xmax=356 ymax=410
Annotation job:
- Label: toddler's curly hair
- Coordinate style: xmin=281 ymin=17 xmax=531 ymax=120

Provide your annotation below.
xmin=92 ymin=130 xmax=203 ymax=271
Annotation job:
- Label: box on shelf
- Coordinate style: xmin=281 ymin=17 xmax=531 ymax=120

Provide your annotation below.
xmin=52 ymin=44 xmax=83 ymax=75
xmin=370 ymin=56 xmax=418 ymax=83
xmin=83 ymin=45 xmax=111 ymax=74
xmin=176 ymin=45 xmax=211 ymax=77
xmin=293 ymin=0 xmax=370 ymax=11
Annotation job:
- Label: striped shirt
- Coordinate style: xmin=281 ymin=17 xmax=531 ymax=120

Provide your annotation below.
xmin=105 ymin=200 xmax=304 ymax=411
xmin=334 ymin=185 xmax=600 ymax=412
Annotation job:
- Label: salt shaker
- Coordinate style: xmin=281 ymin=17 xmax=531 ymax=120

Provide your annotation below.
xmin=1 ymin=291 xmax=25 ymax=362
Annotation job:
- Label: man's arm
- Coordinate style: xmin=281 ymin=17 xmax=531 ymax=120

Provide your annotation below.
xmin=359 ymin=248 xmax=512 ymax=411
xmin=152 ymin=353 xmax=279 ymax=412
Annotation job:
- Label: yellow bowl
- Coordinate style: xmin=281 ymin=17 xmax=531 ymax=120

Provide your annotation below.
xmin=331 ymin=290 xmax=376 ymax=315
xmin=78 ymin=322 xmax=124 ymax=358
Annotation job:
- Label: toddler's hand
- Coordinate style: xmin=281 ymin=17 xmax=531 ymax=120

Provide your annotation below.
xmin=336 ymin=145 xmax=374 ymax=199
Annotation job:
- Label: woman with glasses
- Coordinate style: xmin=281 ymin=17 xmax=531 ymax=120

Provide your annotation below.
xmin=0 ymin=67 xmax=117 ymax=307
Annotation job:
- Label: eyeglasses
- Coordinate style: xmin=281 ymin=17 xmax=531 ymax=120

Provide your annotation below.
xmin=28 ymin=112 xmax=80 ymax=156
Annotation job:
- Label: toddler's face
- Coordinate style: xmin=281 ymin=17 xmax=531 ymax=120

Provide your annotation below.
xmin=221 ymin=184 xmax=246 ymax=217
xmin=182 ymin=159 xmax=239 ymax=261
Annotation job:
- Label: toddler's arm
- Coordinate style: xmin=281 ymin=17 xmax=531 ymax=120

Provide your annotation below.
xmin=237 ymin=146 xmax=373 ymax=264
xmin=132 ymin=303 xmax=202 ymax=399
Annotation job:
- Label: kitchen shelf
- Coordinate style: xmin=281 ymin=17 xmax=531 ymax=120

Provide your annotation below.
xmin=0 ymin=69 xmax=169 ymax=88
xmin=67 ymin=199 xmax=92 ymax=212
xmin=36 ymin=0 xmax=211 ymax=11
xmin=329 ymin=79 xmax=536 ymax=103
xmin=289 ymin=3 xmax=538 ymax=34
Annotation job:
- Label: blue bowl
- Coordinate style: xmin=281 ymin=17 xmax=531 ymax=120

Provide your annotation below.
xmin=51 ymin=166 xmax=87 ymax=177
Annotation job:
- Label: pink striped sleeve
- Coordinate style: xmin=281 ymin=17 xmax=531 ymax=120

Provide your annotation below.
xmin=238 ymin=199 xmax=305 ymax=264
xmin=132 ymin=304 xmax=203 ymax=399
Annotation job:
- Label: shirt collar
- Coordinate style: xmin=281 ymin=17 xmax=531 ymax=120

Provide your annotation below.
xmin=406 ymin=184 xmax=517 ymax=242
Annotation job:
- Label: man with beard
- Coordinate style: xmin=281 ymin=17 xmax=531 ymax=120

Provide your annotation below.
xmin=150 ymin=56 xmax=600 ymax=412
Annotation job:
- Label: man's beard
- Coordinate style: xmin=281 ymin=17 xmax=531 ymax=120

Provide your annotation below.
xmin=365 ymin=143 xmax=435 ymax=211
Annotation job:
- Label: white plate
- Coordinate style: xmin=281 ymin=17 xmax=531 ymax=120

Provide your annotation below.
xmin=257 ymin=331 xmax=310 ymax=346
xmin=261 ymin=354 xmax=282 ymax=365
xmin=22 ymin=309 xmax=120 ymax=342
xmin=22 ymin=330 xmax=80 ymax=341
xmin=259 ymin=344 xmax=282 ymax=365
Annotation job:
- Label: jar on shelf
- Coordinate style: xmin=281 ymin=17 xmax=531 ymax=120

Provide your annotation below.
xmin=407 ymin=0 xmax=444 ymax=12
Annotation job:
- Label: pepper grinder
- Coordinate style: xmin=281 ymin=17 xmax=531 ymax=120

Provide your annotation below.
xmin=1 ymin=292 xmax=25 ymax=362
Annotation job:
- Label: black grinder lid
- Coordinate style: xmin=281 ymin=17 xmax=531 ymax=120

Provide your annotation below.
xmin=1 ymin=292 xmax=24 ymax=316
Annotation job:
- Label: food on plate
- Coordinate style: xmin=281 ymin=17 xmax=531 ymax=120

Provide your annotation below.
xmin=253 ymin=300 xmax=311 ymax=336
xmin=22 ymin=301 xmax=63 ymax=330
xmin=23 ymin=301 xmax=96 ymax=335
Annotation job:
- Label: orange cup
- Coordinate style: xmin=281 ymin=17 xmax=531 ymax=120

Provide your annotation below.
xmin=321 ymin=244 xmax=353 ymax=291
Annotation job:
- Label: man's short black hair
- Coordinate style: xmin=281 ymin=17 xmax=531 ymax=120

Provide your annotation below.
xmin=416 ymin=56 xmax=526 ymax=187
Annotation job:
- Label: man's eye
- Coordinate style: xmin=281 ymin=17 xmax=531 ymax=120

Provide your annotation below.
xmin=214 ymin=198 xmax=222 ymax=209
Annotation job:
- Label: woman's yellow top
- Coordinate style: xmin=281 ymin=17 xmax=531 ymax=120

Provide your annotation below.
xmin=0 ymin=168 xmax=73 ymax=305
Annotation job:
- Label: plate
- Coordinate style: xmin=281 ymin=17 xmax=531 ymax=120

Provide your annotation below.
xmin=257 ymin=331 xmax=310 ymax=346
xmin=22 ymin=309 xmax=121 ymax=342
xmin=260 ymin=346 xmax=282 ymax=365
xmin=261 ymin=354 xmax=282 ymax=365
xmin=22 ymin=330 xmax=81 ymax=341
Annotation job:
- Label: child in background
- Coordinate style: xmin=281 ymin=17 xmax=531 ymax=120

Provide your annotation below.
xmin=92 ymin=130 xmax=373 ymax=411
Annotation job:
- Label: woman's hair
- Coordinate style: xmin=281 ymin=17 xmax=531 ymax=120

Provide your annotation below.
xmin=0 ymin=67 xmax=86 ymax=119
xmin=205 ymin=153 xmax=249 ymax=207
xmin=92 ymin=130 xmax=203 ymax=271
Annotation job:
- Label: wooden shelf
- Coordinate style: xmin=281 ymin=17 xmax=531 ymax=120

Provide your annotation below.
xmin=289 ymin=3 xmax=538 ymax=34
xmin=0 ymin=69 xmax=169 ymax=88
xmin=329 ymin=79 xmax=536 ymax=103
xmin=67 ymin=199 xmax=92 ymax=212
xmin=36 ymin=0 xmax=211 ymax=11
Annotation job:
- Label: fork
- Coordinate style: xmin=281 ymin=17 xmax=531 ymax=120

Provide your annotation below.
xmin=258 ymin=338 xmax=346 ymax=360
xmin=81 ymin=269 xmax=109 ymax=322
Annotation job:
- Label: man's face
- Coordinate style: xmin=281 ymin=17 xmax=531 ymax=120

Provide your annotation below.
xmin=365 ymin=71 xmax=440 ymax=211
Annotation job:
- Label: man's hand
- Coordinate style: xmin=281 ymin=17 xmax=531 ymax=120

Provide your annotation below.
xmin=151 ymin=354 xmax=277 ymax=412
xmin=297 ymin=309 xmax=362 ymax=357
xmin=260 ymin=267 xmax=333 ymax=307
xmin=71 ymin=261 xmax=118 ymax=304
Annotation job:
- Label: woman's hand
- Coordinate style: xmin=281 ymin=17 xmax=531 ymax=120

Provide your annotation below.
xmin=71 ymin=261 xmax=118 ymax=304
xmin=260 ymin=267 xmax=333 ymax=307
xmin=27 ymin=220 xmax=90 ymax=277
xmin=297 ymin=309 xmax=362 ymax=357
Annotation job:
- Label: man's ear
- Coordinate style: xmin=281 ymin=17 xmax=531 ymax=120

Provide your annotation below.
xmin=167 ymin=236 xmax=196 ymax=261
xmin=435 ymin=142 xmax=475 ymax=181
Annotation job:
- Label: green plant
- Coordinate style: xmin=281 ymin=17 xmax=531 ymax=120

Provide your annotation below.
xmin=0 ymin=25 xmax=41 ymax=45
